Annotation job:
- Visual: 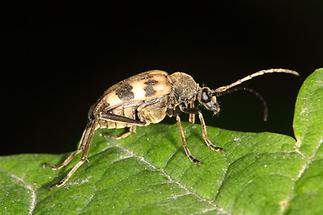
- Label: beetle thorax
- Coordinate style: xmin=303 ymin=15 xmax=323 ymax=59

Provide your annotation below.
xmin=169 ymin=72 xmax=199 ymax=105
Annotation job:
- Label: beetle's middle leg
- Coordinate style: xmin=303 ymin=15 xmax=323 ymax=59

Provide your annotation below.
xmin=105 ymin=126 xmax=137 ymax=140
xmin=115 ymin=125 xmax=137 ymax=139
xmin=198 ymin=112 xmax=224 ymax=152
xmin=176 ymin=114 xmax=200 ymax=163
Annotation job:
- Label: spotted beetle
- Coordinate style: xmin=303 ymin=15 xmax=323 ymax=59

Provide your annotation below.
xmin=49 ymin=68 xmax=299 ymax=188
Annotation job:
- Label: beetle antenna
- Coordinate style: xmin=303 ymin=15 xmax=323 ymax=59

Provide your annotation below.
xmin=216 ymin=87 xmax=268 ymax=121
xmin=214 ymin=68 xmax=299 ymax=93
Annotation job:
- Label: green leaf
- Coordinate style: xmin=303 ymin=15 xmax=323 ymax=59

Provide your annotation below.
xmin=286 ymin=68 xmax=323 ymax=215
xmin=1 ymin=69 xmax=322 ymax=215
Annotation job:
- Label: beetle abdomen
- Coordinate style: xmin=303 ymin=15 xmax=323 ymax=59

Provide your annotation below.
xmin=98 ymin=106 xmax=137 ymax=129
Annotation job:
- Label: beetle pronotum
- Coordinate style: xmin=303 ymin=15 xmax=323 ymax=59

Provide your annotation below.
xmin=48 ymin=68 xmax=299 ymax=188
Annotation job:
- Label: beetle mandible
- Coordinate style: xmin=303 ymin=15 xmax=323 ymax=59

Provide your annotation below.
xmin=49 ymin=68 xmax=299 ymax=188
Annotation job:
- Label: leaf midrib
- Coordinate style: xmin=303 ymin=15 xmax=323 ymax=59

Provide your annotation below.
xmin=0 ymin=168 xmax=36 ymax=215
xmin=93 ymin=144 xmax=230 ymax=214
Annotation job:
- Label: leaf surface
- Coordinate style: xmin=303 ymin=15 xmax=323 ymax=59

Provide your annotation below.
xmin=0 ymin=69 xmax=322 ymax=215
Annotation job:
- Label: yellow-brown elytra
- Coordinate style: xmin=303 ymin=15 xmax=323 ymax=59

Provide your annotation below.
xmin=48 ymin=68 xmax=299 ymax=188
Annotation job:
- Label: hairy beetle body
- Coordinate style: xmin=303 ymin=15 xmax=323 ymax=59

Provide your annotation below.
xmin=49 ymin=68 xmax=299 ymax=188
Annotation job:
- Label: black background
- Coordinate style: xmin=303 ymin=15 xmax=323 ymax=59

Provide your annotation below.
xmin=2 ymin=2 xmax=323 ymax=155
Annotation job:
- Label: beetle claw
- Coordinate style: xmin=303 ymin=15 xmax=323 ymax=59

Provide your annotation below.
xmin=206 ymin=139 xmax=224 ymax=152
xmin=210 ymin=145 xmax=224 ymax=152
xmin=42 ymin=162 xmax=61 ymax=171
xmin=189 ymin=155 xmax=201 ymax=164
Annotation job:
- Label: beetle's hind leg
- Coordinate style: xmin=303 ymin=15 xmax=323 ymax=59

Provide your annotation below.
xmin=198 ymin=112 xmax=224 ymax=152
xmin=176 ymin=114 xmax=200 ymax=163
xmin=45 ymin=142 xmax=84 ymax=171
xmin=49 ymin=120 xmax=96 ymax=188
xmin=47 ymin=148 xmax=82 ymax=171
xmin=46 ymin=121 xmax=94 ymax=171
xmin=51 ymin=148 xmax=89 ymax=188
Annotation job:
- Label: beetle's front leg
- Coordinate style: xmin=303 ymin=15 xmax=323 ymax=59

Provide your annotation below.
xmin=176 ymin=114 xmax=200 ymax=163
xmin=197 ymin=112 xmax=224 ymax=152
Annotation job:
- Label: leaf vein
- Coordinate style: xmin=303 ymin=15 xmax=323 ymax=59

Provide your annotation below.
xmin=0 ymin=168 xmax=36 ymax=215
xmin=112 ymin=145 xmax=230 ymax=214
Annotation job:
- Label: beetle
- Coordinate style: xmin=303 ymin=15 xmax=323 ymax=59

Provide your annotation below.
xmin=48 ymin=68 xmax=299 ymax=188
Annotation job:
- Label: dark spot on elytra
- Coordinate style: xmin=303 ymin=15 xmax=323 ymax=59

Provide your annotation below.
xmin=139 ymin=74 xmax=154 ymax=80
xmin=115 ymin=83 xmax=135 ymax=100
xmin=144 ymin=79 xmax=158 ymax=85
xmin=144 ymin=85 xmax=156 ymax=96
xmin=144 ymin=79 xmax=158 ymax=96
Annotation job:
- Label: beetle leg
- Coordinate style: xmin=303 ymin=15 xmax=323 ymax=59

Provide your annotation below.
xmin=118 ymin=126 xmax=136 ymax=138
xmin=188 ymin=101 xmax=196 ymax=124
xmin=48 ymin=149 xmax=82 ymax=170
xmin=176 ymin=114 xmax=200 ymax=163
xmin=198 ymin=112 xmax=224 ymax=152
xmin=50 ymin=119 xmax=97 ymax=188
xmin=47 ymin=120 xmax=94 ymax=170
xmin=179 ymin=104 xmax=200 ymax=114
xmin=104 ymin=125 xmax=137 ymax=140
xmin=51 ymin=150 xmax=90 ymax=188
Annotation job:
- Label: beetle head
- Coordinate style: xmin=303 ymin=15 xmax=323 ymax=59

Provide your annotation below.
xmin=197 ymin=87 xmax=220 ymax=114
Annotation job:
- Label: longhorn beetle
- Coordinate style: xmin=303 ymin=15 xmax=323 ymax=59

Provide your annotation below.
xmin=48 ymin=68 xmax=299 ymax=188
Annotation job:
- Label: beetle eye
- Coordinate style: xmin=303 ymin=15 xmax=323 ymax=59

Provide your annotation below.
xmin=201 ymin=90 xmax=211 ymax=103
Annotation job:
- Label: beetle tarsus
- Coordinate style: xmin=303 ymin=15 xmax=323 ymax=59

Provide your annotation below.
xmin=50 ymin=156 xmax=88 ymax=189
xmin=207 ymin=141 xmax=224 ymax=152
xmin=49 ymin=163 xmax=62 ymax=171
xmin=189 ymin=155 xmax=200 ymax=164
xmin=42 ymin=162 xmax=60 ymax=170
xmin=47 ymin=148 xmax=83 ymax=171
